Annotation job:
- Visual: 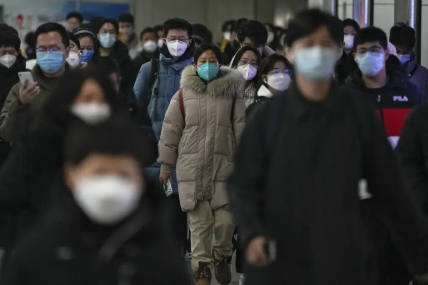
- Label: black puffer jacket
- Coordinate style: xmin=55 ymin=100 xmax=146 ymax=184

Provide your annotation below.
xmin=335 ymin=51 xmax=358 ymax=85
xmin=1 ymin=181 xmax=191 ymax=285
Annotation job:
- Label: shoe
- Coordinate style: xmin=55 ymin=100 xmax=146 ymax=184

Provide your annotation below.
xmin=213 ymin=257 xmax=232 ymax=285
xmin=239 ymin=274 xmax=245 ymax=285
xmin=194 ymin=262 xmax=212 ymax=285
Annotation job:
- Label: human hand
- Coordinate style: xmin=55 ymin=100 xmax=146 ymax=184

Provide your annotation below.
xmin=246 ymin=236 xmax=269 ymax=267
xmin=159 ymin=172 xmax=173 ymax=185
xmin=19 ymin=80 xmax=39 ymax=105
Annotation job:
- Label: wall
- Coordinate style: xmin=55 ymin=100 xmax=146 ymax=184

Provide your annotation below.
xmin=373 ymin=0 xmax=395 ymax=33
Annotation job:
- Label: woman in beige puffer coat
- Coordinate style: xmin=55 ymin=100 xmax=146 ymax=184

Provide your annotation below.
xmin=158 ymin=44 xmax=245 ymax=285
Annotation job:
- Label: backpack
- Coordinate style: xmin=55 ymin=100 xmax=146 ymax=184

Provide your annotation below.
xmin=144 ymin=59 xmax=160 ymax=108
xmin=178 ymin=88 xmax=237 ymax=128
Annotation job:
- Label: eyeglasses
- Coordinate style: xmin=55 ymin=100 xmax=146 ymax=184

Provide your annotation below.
xmin=36 ymin=47 xmax=62 ymax=53
xmin=270 ymin=69 xmax=292 ymax=75
xmin=165 ymin=38 xmax=190 ymax=43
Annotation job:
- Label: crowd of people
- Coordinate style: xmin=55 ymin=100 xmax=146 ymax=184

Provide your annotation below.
xmin=0 ymin=6 xmax=427 ymax=285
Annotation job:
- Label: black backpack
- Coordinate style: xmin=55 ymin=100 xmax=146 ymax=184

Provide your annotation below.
xmin=144 ymin=59 xmax=160 ymax=108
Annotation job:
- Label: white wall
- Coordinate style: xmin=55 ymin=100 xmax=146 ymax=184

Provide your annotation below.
xmin=338 ymin=0 xmax=353 ymax=20
xmin=373 ymin=0 xmax=394 ymax=34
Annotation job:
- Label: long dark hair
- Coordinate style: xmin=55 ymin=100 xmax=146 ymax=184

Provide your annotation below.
xmin=43 ymin=67 xmax=122 ymax=123
xmin=258 ymin=54 xmax=292 ymax=89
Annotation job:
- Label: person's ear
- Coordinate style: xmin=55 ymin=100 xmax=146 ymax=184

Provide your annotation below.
xmin=188 ymin=39 xmax=192 ymax=47
xmin=194 ymin=64 xmax=198 ymax=72
xmin=262 ymin=75 xmax=268 ymax=84
xmin=63 ymin=164 xmax=76 ymax=191
xmin=385 ymin=49 xmax=390 ymax=61
xmin=78 ymin=50 xmax=83 ymax=58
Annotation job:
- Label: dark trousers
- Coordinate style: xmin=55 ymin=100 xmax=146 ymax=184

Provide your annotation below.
xmin=165 ymin=194 xmax=189 ymax=252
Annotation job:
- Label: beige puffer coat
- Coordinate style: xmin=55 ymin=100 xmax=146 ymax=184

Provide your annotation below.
xmin=158 ymin=65 xmax=246 ymax=212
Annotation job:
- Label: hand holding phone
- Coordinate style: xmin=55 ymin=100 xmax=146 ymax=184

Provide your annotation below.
xmin=18 ymin=72 xmax=39 ymax=105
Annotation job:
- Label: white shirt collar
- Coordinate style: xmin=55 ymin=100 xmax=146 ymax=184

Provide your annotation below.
xmin=257 ymin=85 xmax=274 ymax=98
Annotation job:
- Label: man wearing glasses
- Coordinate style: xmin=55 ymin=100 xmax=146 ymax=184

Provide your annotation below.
xmin=0 ymin=22 xmax=69 ymax=143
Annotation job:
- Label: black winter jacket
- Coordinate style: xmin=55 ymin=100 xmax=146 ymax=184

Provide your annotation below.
xmin=335 ymin=51 xmax=358 ymax=85
xmin=1 ymin=181 xmax=191 ymax=285
xmin=227 ymin=85 xmax=428 ymax=285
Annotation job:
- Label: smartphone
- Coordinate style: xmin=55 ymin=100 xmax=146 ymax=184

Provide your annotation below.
xmin=18 ymin=71 xmax=34 ymax=85
xmin=264 ymin=240 xmax=277 ymax=262
xmin=163 ymin=180 xmax=173 ymax=197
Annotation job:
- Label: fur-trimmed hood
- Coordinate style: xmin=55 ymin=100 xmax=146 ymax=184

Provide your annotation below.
xmin=180 ymin=65 xmax=245 ymax=97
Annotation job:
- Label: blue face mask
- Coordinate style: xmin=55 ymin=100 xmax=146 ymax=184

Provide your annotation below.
xmin=397 ymin=54 xmax=411 ymax=65
xmin=36 ymin=51 xmax=64 ymax=73
xmin=81 ymin=50 xmax=94 ymax=62
xmin=295 ymin=46 xmax=337 ymax=81
xmin=99 ymin=33 xmax=116 ymax=49
xmin=357 ymin=52 xmax=385 ymax=77
xmin=197 ymin=63 xmax=219 ymax=82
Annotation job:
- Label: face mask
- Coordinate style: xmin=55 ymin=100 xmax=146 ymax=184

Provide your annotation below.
xmin=356 ymin=52 xmax=385 ymax=77
xmin=66 ymin=52 xmax=80 ymax=69
xmin=198 ymin=63 xmax=219 ymax=82
xmin=0 ymin=54 xmax=16 ymax=69
xmin=99 ymin=33 xmax=116 ymax=49
xmin=167 ymin=40 xmax=188 ymax=57
xmin=80 ymin=50 xmax=94 ymax=62
xmin=71 ymin=103 xmax=111 ymax=124
xmin=295 ymin=46 xmax=337 ymax=81
xmin=223 ymin=31 xmax=231 ymax=41
xmin=266 ymin=34 xmax=275 ymax=45
xmin=143 ymin=40 xmax=157 ymax=53
xmin=266 ymin=73 xmax=291 ymax=92
xmin=344 ymin=35 xmax=354 ymax=50
xmin=158 ymin=38 xmax=164 ymax=48
xmin=237 ymin=64 xmax=257 ymax=80
xmin=397 ymin=54 xmax=411 ymax=65
xmin=37 ymin=51 xmax=64 ymax=74
xmin=72 ymin=175 xmax=141 ymax=225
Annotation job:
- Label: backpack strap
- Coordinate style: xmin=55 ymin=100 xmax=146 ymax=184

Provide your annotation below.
xmin=179 ymin=88 xmax=185 ymax=119
xmin=145 ymin=59 xmax=159 ymax=108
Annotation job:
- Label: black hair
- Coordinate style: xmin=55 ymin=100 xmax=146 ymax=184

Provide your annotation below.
xmin=192 ymin=23 xmax=213 ymax=44
xmin=232 ymin=18 xmax=248 ymax=33
xmin=354 ymin=26 xmax=388 ymax=50
xmin=74 ymin=28 xmax=98 ymax=52
xmin=118 ymin=13 xmax=134 ymax=25
xmin=88 ymin=56 xmax=120 ymax=76
xmin=230 ymin=46 xmax=262 ymax=69
xmin=0 ymin=32 xmax=21 ymax=51
xmin=163 ymin=18 xmax=193 ymax=38
xmin=0 ymin=24 xmax=18 ymax=36
xmin=35 ymin=22 xmax=70 ymax=48
xmin=264 ymin=22 xmax=281 ymax=50
xmin=64 ymin=115 xmax=155 ymax=168
xmin=192 ymin=35 xmax=203 ymax=46
xmin=390 ymin=22 xmax=416 ymax=51
xmin=154 ymin=25 xmax=163 ymax=33
xmin=43 ymin=67 xmax=121 ymax=123
xmin=286 ymin=8 xmax=343 ymax=47
xmin=194 ymin=43 xmax=222 ymax=64
xmin=222 ymin=20 xmax=235 ymax=32
xmin=342 ymin=19 xmax=360 ymax=32
xmin=258 ymin=54 xmax=291 ymax=87
xmin=67 ymin=31 xmax=81 ymax=50
xmin=98 ymin=18 xmax=119 ymax=34
xmin=237 ymin=20 xmax=268 ymax=48
xmin=140 ymin=27 xmax=158 ymax=41
xmin=66 ymin=12 xmax=84 ymax=23
xmin=25 ymin=31 xmax=36 ymax=59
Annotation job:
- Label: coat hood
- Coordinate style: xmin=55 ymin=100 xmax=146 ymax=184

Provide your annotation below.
xmin=180 ymin=65 xmax=245 ymax=97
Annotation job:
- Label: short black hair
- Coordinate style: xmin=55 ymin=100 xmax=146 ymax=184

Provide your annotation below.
xmin=0 ymin=32 xmax=21 ymax=51
xmin=25 ymin=31 xmax=35 ymax=47
xmin=118 ymin=13 xmax=134 ymax=25
xmin=163 ymin=18 xmax=193 ymax=38
xmin=237 ymin=20 xmax=268 ymax=48
xmin=342 ymin=19 xmax=360 ymax=32
xmin=35 ymin=22 xmax=70 ymax=48
xmin=230 ymin=46 xmax=262 ymax=69
xmin=232 ymin=18 xmax=248 ymax=33
xmin=259 ymin=54 xmax=291 ymax=87
xmin=194 ymin=43 xmax=222 ymax=64
xmin=192 ymin=23 xmax=213 ymax=44
xmin=286 ymin=8 xmax=342 ymax=47
xmin=222 ymin=20 xmax=235 ymax=32
xmin=390 ymin=23 xmax=416 ymax=51
xmin=98 ymin=18 xmax=119 ymax=34
xmin=0 ymin=24 xmax=18 ymax=36
xmin=64 ymin=115 xmax=156 ymax=168
xmin=88 ymin=56 xmax=120 ymax=76
xmin=67 ymin=31 xmax=81 ymax=50
xmin=140 ymin=27 xmax=158 ymax=41
xmin=154 ymin=25 xmax=163 ymax=33
xmin=354 ymin=26 xmax=388 ymax=50
xmin=66 ymin=12 xmax=83 ymax=23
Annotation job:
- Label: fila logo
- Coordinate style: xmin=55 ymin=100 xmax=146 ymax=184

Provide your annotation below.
xmin=393 ymin=96 xmax=409 ymax=102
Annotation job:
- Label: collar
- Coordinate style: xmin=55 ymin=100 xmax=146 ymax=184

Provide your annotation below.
xmin=257 ymin=85 xmax=274 ymax=98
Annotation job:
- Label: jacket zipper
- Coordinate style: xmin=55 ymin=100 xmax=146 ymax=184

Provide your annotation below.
xmin=377 ymin=95 xmax=385 ymax=127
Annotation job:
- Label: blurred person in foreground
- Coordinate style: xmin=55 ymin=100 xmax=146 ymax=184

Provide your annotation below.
xmin=132 ymin=27 xmax=160 ymax=73
xmin=227 ymin=8 xmax=428 ymax=285
xmin=118 ymin=13 xmax=139 ymax=60
xmin=1 ymin=117 xmax=191 ymax=285
xmin=66 ymin=11 xmax=83 ymax=33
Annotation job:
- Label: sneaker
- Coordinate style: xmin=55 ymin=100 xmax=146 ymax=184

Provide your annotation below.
xmin=239 ymin=274 xmax=245 ymax=285
xmin=194 ymin=262 xmax=212 ymax=285
xmin=213 ymin=258 xmax=232 ymax=285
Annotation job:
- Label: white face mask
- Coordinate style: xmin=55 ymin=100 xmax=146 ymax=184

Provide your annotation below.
xmin=0 ymin=54 xmax=17 ymax=69
xmin=71 ymin=103 xmax=111 ymax=124
xmin=344 ymin=35 xmax=354 ymax=50
xmin=237 ymin=64 xmax=258 ymax=81
xmin=167 ymin=40 xmax=188 ymax=57
xmin=266 ymin=73 xmax=291 ymax=92
xmin=66 ymin=52 xmax=80 ymax=69
xmin=143 ymin=40 xmax=157 ymax=53
xmin=73 ymin=175 xmax=141 ymax=225
xmin=266 ymin=34 xmax=275 ymax=45
xmin=158 ymin=38 xmax=164 ymax=48
xmin=223 ymin=31 xmax=231 ymax=41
